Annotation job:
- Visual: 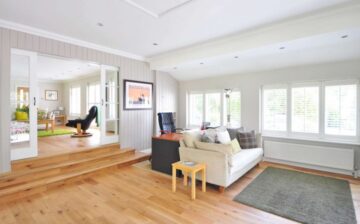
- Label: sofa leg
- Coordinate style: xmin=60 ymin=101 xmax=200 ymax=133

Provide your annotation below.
xmin=218 ymin=186 xmax=225 ymax=193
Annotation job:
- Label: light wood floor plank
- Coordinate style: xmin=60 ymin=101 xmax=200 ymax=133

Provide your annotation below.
xmin=0 ymin=162 xmax=359 ymax=224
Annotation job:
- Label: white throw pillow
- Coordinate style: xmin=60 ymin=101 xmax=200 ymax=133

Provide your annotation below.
xmin=183 ymin=130 xmax=201 ymax=148
xmin=216 ymin=130 xmax=231 ymax=144
xmin=194 ymin=141 xmax=233 ymax=156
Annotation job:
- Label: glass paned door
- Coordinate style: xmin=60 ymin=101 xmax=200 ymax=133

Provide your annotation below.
xmin=100 ymin=65 xmax=120 ymax=144
xmin=10 ymin=49 xmax=38 ymax=160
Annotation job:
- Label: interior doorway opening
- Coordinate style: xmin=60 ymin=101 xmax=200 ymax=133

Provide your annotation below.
xmin=10 ymin=49 xmax=120 ymax=160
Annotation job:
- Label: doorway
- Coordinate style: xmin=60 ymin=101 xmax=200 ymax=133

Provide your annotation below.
xmin=10 ymin=49 xmax=121 ymax=160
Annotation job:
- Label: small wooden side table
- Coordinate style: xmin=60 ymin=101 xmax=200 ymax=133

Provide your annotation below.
xmin=172 ymin=161 xmax=206 ymax=200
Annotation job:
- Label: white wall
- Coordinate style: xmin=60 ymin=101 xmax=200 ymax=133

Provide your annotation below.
xmin=37 ymin=81 xmax=64 ymax=112
xmin=154 ymin=71 xmax=179 ymax=134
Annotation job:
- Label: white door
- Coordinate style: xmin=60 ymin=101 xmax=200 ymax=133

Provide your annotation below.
xmin=10 ymin=49 xmax=38 ymax=160
xmin=100 ymin=65 xmax=120 ymax=145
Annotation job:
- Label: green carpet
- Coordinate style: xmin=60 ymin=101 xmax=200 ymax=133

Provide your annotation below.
xmin=234 ymin=167 xmax=357 ymax=224
xmin=37 ymin=129 xmax=73 ymax=137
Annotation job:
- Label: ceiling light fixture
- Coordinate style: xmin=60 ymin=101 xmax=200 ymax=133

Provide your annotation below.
xmin=200 ymin=62 xmax=204 ymax=65
xmin=153 ymin=43 xmax=159 ymax=46
xmin=234 ymin=56 xmax=239 ymax=59
xmin=279 ymin=46 xmax=285 ymax=50
xmin=341 ymin=35 xmax=348 ymax=39
xmin=97 ymin=22 xmax=104 ymax=27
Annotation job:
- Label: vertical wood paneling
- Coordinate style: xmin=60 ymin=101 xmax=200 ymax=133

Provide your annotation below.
xmin=0 ymin=27 xmax=161 ymax=172
xmin=0 ymin=28 xmax=12 ymax=172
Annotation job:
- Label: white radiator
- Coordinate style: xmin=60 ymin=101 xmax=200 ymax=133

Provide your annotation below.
xmin=264 ymin=140 xmax=355 ymax=171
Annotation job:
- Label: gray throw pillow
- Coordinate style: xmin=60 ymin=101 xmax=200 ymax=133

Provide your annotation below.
xmin=237 ymin=130 xmax=257 ymax=149
xmin=227 ymin=127 xmax=244 ymax=140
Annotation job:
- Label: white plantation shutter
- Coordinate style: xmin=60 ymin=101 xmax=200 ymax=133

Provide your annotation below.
xmin=224 ymin=91 xmax=241 ymax=127
xmin=70 ymin=86 xmax=81 ymax=115
xmin=205 ymin=93 xmax=221 ymax=126
xmin=291 ymin=86 xmax=319 ymax=133
xmin=325 ymin=84 xmax=357 ymax=136
xmin=263 ymin=88 xmax=287 ymax=131
xmin=189 ymin=93 xmax=203 ymax=126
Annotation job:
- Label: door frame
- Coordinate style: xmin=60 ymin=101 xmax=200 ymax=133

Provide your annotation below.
xmin=10 ymin=48 xmax=38 ymax=160
xmin=100 ymin=65 xmax=121 ymax=145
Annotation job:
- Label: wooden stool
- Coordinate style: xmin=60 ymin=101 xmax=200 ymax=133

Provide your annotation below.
xmin=172 ymin=161 xmax=206 ymax=200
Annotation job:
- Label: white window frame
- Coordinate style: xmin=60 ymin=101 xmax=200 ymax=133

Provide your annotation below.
xmin=186 ymin=89 xmax=241 ymax=128
xmin=86 ymin=81 xmax=101 ymax=111
xmin=290 ymin=82 xmax=321 ymax=138
xmin=322 ymin=80 xmax=359 ymax=142
xmin=69 ymin=86 xmax=81 ymax=116
xmin=261 ymin=79 xmax=360 ymax=143
xmin=261 ymin=84 xmax=288 ymax=136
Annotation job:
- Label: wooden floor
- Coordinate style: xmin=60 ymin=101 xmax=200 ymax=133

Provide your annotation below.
xmin=37 ymin=126 xmax=101 ymax=157
xmin=0 ymin=162 xmax=359 ymax=224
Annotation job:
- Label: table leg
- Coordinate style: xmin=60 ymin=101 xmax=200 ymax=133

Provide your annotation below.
xmin=202 ymin=168 xmax=206 ymax=192
xmin=191 ymin=171 xmax=196 ymax=200
xmin=172 ymin=166 xmax=176 ymax=192
xmin=183 ymin=172 xmax=188 ymax=186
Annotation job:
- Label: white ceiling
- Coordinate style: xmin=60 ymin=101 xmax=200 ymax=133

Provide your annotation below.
xmin=0 ymin=0 xmax=351 ymax=57
xmin=11 ymin=55 xmax=100 ymax=82
xmin=161 ymin=28 xmax=360 ymax=80
xmin=2 ymin=0 xmax=360 ymax=81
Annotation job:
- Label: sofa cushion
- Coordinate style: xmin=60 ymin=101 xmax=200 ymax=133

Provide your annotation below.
xmin=237 ymin=130 xmax=257 ymax=149
xmin=230 ymin=138 xmax=241 ymax=154
xmin=183 ymin=130 xmax=201 ymax=148
xmin=229 ymin=147 xmax=263 ymax=173
xmin=227 ymin=127 xmax=244 ymax=140
xmin=194 ymin=141 xmax=233 ymax=156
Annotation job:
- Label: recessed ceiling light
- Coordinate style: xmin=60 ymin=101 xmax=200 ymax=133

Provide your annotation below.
xmin=234 ymin=56 xmax=239 ymax=59
xmin=97 ymin=22 xmax=104 ymax=27
xmin=279 ymin=46 xmax=285 ymax=50
xmin=153 ymin=43 xmax=159 ymax=46
xmin=341 ymin=35 xmax=348 ymax=39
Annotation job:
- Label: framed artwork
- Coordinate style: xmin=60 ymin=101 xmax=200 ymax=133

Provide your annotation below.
xmin=45 ymin=90 xmax=58 ymax=101
xmin=123 ymin=80 xmax=153 ymax=110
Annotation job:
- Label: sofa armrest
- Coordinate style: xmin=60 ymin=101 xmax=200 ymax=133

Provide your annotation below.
xmin=179 ymin=146 xmax=230 ymax=187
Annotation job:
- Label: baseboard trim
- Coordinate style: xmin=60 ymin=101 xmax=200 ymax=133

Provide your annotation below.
xmin=263 ymin=157 xmax=355 ymax=177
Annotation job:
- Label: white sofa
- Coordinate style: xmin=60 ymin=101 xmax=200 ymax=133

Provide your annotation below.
xmin=179 ymin=132 xmax=263 ymax=190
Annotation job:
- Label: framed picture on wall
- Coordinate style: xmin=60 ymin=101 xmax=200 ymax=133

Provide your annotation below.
xmin=124 ymin=80 xmax=153 ymax=110
xmin=45 ymin=90 xmax=58 ymax=101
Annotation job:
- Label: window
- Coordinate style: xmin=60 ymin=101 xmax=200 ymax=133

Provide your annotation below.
xmin=325 ymin=84 xmax=357 ymax=136
xmin=188 ymin=93 xmax=203 ymax=126
xmin=205 ymin=93 xmax=221 ymax=126
xmin=263 ymin=88 xmax=287 ymax=132
xmin=224 ymin=91 xmax=241 ymax=128
xmin=87 ymin=83 xmax=101 ymax=111
xmin=187 ymin=90 xmax=242 ymax=128
xmin=69 ymin=86 xmax=81 ymax=115
xmin=291 ymin=86 xmax=319 ymax=133
xmin=262 ymin=80 xmax=359 ymax=140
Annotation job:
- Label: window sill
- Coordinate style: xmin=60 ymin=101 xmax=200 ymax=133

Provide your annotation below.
xmin=262 ymin=134 xmax=360 ymax=146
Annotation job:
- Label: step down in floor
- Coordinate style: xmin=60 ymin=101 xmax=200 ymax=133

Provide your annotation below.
xmin=0 ymin=145 xmax=150 ymax=203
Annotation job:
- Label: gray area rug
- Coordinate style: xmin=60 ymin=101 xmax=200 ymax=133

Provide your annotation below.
xmin=234 ymin=167 xmax=357 ymax=224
